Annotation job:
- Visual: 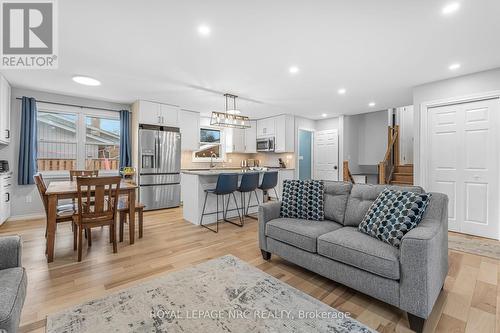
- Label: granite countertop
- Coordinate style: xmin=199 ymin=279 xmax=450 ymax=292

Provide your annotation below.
xmin=182 ymin=168 xmax=294 ymax=176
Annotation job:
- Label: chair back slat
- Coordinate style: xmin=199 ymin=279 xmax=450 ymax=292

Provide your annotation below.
xmin=70 ymin=170 xmax=99 ymax=181
xmin=33 ymin=174 xmax=48 ymax=216
xmin=76 ymin=176 xmax=121 ymax=225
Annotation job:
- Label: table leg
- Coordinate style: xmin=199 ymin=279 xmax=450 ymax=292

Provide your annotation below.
xmin=47 ymin=194 xmax=57 ymax=263
xmin=128 ymin=189 xmax=136 ymax=244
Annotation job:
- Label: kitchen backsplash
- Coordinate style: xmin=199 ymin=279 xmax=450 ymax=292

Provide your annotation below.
xmin=181 ymin=151 xmax=295 ymax=169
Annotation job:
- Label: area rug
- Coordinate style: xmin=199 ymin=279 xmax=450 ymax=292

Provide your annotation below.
xmin=449 ymin=233 xmax=500 ymax=260
xmin=47 ymin=255 xmax=375 ymax=333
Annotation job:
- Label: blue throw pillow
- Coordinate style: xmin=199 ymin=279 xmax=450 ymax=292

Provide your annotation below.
xmin=280 ymin=180 xmax=325 ymax=221
xmin=358 ymin=188 xmax=431 ymax=248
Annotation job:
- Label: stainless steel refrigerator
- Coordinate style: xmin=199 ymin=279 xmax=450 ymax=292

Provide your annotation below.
xmin=138 ymin=125 xmax=181 ymax=210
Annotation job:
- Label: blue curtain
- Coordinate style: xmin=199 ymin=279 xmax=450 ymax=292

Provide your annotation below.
xmin=119 ymin=110 xmax=131 ymax=168
xmin=18 ymin=97 xmax=38 ymax=185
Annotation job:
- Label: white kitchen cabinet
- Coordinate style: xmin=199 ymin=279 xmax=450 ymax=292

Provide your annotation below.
xmin=179 ymin=110 xmax=200 ymax=151
xmin=0 ymin=172 xmax=12 ymax=225
xmin=244 ymin=121 xmax=257 ymax=153
xmin=160 ymin=104 xmax=179 ymax=127
xmin=0 ymin=74 xmax=11 ymax=145
xmin=225 ymin=127 xmax=246 ymax=153
xmin=274 ymin=114 xmax=295 ymax=153
xmin=136 ymin=100 xmax=179 ymax=127
xmin=257 ymin=117 xmax=275 ymax=138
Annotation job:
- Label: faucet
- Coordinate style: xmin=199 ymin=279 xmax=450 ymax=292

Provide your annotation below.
xmin=210 ymin=152 xmax=217 ymax=168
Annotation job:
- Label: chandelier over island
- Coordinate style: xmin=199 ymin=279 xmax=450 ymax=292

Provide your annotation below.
xmin=210 ymin=93 xmax=251 ymax=129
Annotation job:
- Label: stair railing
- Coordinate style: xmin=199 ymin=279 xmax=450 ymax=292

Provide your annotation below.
xmin=378 ymin=125 xmax=399 ymax=184
xmin=343 ymin=161 xmax=355 ymax=183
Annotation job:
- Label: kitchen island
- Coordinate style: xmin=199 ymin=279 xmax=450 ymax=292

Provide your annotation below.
xmin=181 ymin=168 xmax=294 ymax=225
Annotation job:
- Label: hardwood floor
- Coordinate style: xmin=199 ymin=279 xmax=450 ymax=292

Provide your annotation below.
xmin=0 ymin=208 xmax=498 ymax=333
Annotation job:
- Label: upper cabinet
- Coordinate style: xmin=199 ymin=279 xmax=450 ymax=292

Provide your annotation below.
xmin=244 ymin=120 xmax=257 ymax=153
xmin=225 ymin=120 xmax=257 ymax=154
xmin=0 ymin=74 xmax=11 ymax=145
xmin=135 ymin=100 xmax=179 ymax=127
xmin=179 ymin=110 xmax=200 ymax=151
xmin=256 ymin=115 xmax=294 ymax=152
xmin=256 ymin=117 xmax=275 ymax=138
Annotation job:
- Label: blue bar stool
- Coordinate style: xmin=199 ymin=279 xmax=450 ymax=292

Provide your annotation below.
xmin=237 ymin=172 xmax=260 ymax=222
xmin=200 ymin=173 xmax=242 ymax=233
xmin=258 ymin=171 xmax=279 ymax=201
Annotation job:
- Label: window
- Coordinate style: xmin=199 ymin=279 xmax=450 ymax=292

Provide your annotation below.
xmin=36 ymin=103 xmax=121 ymax=173
xmin=85 ymin=116 xmax=120 ymax=171
xmin=37 ymin=111 xmax=78 ymax=171
xmin=193 ymin=127 xmax=224 ymax=161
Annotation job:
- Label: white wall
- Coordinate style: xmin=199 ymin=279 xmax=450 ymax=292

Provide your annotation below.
xmin=413 ymin=67 xmax=500 ymax=185
xmin=342 ymin=110 xmax=387 ymax=175
xmin=0 ymin=88 xmax=129 ymax=218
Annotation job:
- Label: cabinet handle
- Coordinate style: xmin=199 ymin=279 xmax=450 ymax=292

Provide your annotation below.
xmin=5 ymin=129 xmax=9 ymax=139
xmin=158 ymin=116 xmax=161 ymax=123
xmin=5 ymin=193 xmax=9 ymax=202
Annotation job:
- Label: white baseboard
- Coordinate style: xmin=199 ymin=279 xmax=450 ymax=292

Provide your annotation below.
xmin=7 ymin=213 xmax=45 ymax=222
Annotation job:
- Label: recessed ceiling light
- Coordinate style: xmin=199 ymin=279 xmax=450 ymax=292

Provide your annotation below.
xmin=198 ymin=25 xmax=211 ymax=36
xmin=338 ymin=88 xmax=346 ymax=95
xmin=72 ymin=75 xmax=101 ymax=86
xmin=289 ymin=66 xmax=299 ymax=74
xmin=321 ymin=113 xmax=328 ymax=118
xmin=449 ymin=63 xmax=461 ymax=70
xmin=369 ymin=102 xmax=376 ymax=107
xmin=442 ymin=2 xmax=460 ymax=15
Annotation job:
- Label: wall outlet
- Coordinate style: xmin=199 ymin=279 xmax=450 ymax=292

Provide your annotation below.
xmin=26 ymin=195 xmax=32 ymax=203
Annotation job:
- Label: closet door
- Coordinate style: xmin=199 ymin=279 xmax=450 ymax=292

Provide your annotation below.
xmin=428 ymin=98 xmax=499 ymax=239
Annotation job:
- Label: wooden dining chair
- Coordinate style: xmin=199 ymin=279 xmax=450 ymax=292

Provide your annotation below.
xmin=117 ymin=197 xmax=145 ymax=242
xmin=73 ymin=176 xmax=121 ymax=262
xmin=34 ymin=173 xmax=77 ymax=251
xmin=69 ymin=170 xmax=99 ymax=181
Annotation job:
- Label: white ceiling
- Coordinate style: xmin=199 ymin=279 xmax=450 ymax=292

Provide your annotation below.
xmin=2 ymin=0 xmax=500 ymax=119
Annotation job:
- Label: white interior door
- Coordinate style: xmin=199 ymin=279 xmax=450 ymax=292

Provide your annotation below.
xmin=314 ymin=129 xmax=339 ymax=181
xmin=428 ymin=98 xmax=499 ymax=239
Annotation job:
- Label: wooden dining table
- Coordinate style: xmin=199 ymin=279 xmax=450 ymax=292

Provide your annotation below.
xmin=45 ymin=180 xmax=138 ymax=263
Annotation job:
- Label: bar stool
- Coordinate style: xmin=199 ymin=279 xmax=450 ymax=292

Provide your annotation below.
xmin=258 ymin=171 xmax=279 ymax=201
xmin=200 ymin=173 xmax=242 ymax=233
xmin=237 ymin=172 xmax=260 ymax=223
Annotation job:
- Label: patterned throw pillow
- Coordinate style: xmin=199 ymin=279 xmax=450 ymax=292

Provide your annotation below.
xmin=358 ymin=188 xmax=432 ymax=248
xmin=280 ymin=180 xmax=325 ymax=221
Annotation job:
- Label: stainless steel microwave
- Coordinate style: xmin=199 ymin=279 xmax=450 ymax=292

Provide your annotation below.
xmin=257 ymin=137 xmax=275 ymax=152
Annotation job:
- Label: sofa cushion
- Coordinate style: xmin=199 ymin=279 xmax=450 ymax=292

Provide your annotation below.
xmin=323 ymin=181 xmax=352 ymax=224
xmin=280 ymin=180 xmax=325 ymax=221
xmin=317 ymin=227 xmax=400 ymax=280
xmin=266 ymin=218 xmax=342 ymax=253
xmin=358 ymin=189 xmax=432 ymax=248
xmin=344 ymin=184 xmax=423 ymax=227
xmin=0 ymin=267 xmax=27 ymax=332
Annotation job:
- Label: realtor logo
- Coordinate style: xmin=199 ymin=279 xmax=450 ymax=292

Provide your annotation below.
xmin=1 ymin=0 xmax=58 ymax=68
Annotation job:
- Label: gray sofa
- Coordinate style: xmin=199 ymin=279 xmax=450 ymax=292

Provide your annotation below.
xmin=259 ymin=182 xmax=448 ymax=333
xmin=0 ymin=236 xmax=27 ymax=333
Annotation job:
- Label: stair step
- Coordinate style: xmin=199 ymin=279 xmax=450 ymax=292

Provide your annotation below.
xmin=395 ymin=164 xmax=413 ymax=174
xmin=393 ymin=172 xmax=413 ymax=182
xmin=390 ymin=180 xmax=414 ymax=186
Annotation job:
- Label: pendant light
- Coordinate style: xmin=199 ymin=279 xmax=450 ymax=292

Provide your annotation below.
xmin=210 ymin=93 xmax=251 ymax=128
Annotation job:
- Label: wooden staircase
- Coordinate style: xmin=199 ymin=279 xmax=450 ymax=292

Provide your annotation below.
xmin=378 ymin=125 xmax=414 ymax=186
xmin=390 ymin=164 xmax=414 ymax=186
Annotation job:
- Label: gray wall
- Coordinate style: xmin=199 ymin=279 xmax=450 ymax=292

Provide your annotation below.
xmin=0 ymin=88 xmax=129 ymax=218
xmin=343 ymin=110 xmax=387 ymax=177
xmin=413 ymin=67 xmax=500 ymax=185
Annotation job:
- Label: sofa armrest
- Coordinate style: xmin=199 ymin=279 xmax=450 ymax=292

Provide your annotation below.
xmin=0 ymin=235 xmax=23 ymax=270
xmin=399 ymin=192 xmax=448 ymax=319
xmin=258 ymin=201 xmax=281 ymax=251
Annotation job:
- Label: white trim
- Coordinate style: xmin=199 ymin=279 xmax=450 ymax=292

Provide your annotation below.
xmin=419 ymin=90 xmax=500 ymax=189
xmin=7 ymin=213 xmax=45 ymax=221
xmin=297 ymin=128 xmax=315 ymax=179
